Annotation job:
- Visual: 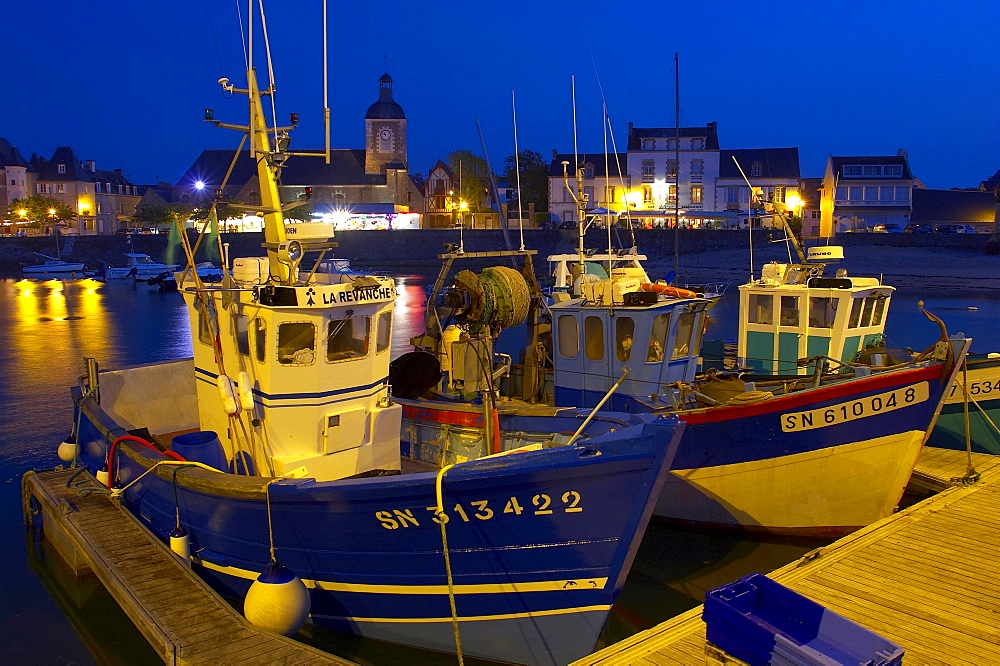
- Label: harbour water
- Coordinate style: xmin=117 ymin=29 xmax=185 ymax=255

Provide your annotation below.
xmin=1 ymin=268 xmax=996 ymax=664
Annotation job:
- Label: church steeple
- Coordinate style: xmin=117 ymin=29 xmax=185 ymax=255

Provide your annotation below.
xmin=364 ymin=71 xmax=407 ymax=174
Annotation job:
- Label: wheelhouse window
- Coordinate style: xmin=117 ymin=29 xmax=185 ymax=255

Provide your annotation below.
xmin=326 ymin=316 xmax=370 ymax=362
xmin=376 ymin=311 xmax=392 ymax=354
xmin=584 ymin=316 xmax=605 ymax=361
xmin=808 ymin=297 xmax=836 ymax=328
xmin=672 ymin=312 xmax=698 ymax=359
xmin=558 ymin=315 xmax=579 ymax=358
xmin=848 ymin=298 xmax=864 ymax=328
xmin=872 ymin=295 xmax=888 ymax=326
xmin=748 ymin=294 xmax=773 ymax=324
xmin=860 ymin=296 xmax=877 ymax=327
xmin=235 ymin=314 xmax=250 ymax=356
xmin=254 ymin=318 xmax=266 ymax=363
xmin=278 ymin=322 xmax=316 ymax=365
xmin=647 ymin=313 xmax=670 ymax=362
xmin=616 ymin=317 xmax=635 ymax=362
xmin=779 ymin=296 xmax=799 ymax=326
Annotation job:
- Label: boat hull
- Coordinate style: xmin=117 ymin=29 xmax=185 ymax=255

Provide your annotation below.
xmin=926 ymin=354 xmax=1000 ymax=454
xmin=22 ymin=261 xmax=86 ymax=275
xmin=74 ymin=391 xmax=679 ymax=666
xmin=402 ymin=363 xmax=955 ymax=536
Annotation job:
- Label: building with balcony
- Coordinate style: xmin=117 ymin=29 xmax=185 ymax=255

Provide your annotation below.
xmin=547 ymin=152 xmax=629 ymax=224
xmin=819 ymin=152 xmax=914 ymax=235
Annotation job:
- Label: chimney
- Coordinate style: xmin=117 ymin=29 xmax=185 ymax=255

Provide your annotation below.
xmin=114 ymin=168 xmax=123 ymax=175
xmin=552 ymin=148 xmax=558 ymax=161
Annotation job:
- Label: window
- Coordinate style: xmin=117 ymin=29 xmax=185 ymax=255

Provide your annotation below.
xmin=667 ymin=184 xmax=677 ymax=203
xmin=642 ymin=139 xmax=654 ymax=150
xmin=843 ymin=165 xmax=863 ymax=177
xmin=864 ymin=187 xmax=879 ymax=201
xmin=751 ymin=163 xmax=762 ymax=177
xmin=278 ymin=322 xmax=316 ymax=365
xmin=727 ymin=186 xmax=740 ymax=204
xmin=196 ymin=301 xmax=213 ymax=346
xmin=616 ymin=317 xmax=634 ymax=362
xmin=56 ymin=184 xmax=65 ymax=193
xmin=642 ymin=186 xmax=653 ymax=205
xmin=872 ymin=295 xmax=887 ymax=326
xmin=584 ymin=163 xmax=595 ymax=179
xmin=848 ymin=298 xmax=864 ymax=328
xmin=773 ymin=186 xmax=785 ymax=203
xmin=97 ymin=203 xmax=102 ymax=214
xmin=690 ymin=184 xmax=702 ymax=204
xmin=558 ymin=315 xmax=579 ymax=358
xmin=604 ymin=186 xmax=616 ymax=203
xmin=836 ymin=187 xmax=848 ymax=200
xmin=860 ymin=296 xmax=877 ymax=327
xmin=235 ymin=314 xmax=250 ymax=356
xmin=584 ymin=317 xmax=604 ymax=360
xmin=666 ymin=160 xmax=678 ymax=178
xmin=690 ymin=159 xmax=703 ymax=175
xmin=667 ymin=139 xmax=678 ymax=151
xmin=880 ymin=187 xmax=894 ymax=201
xmin=642 ymin=160 xmax=654 ymax=182
xmin=36 ymin=183 xmax=50 ymax=194
xmin=895 ymin=187 xmax=909 ymax=201
xmin=748 ymin=294 xmax=773 ymax=324
xmin=57 ymin=164 xmax=66 ymax=174
xmin=672 ymin=312 xmax=698 ymax=359
xmin=884 ymin=165 xmax=902 ymax=177
xmin=376 ymin=311 xmax=392 ymax=354
xmin=808 ymin=297 xmax=836 ymax=328
xmin=848 ymin=186 xmax=863 ymax=201
xmin=254 ymin=318 xmax=266 ymax=362
xmin=563 ymin=187 xmax=573 ymax=203
xmin=864 ymin=166 xmax=880 ymax=176
xmin=691 ymin=138 xmax=704 ymax=150
xmin=95 ymin=183 xmax=102 ymax=193
xmin=780 ymin=296 xmax=799 ymax=326
xmin=326 ymin=316 xmax=370 ymax=361
xmin=647 ymin=314 xmax=670 ymax=362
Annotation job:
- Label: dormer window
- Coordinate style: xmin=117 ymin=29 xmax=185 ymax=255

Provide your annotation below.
xmin=642 ymin=139 xmax=654 ymax=150
xmin=584 ymin=163 xmax=595 ymax=180
xmin=57 ymin=164 xmax=66 ymax=174
xmin=751 ymin=163 xmax=763 ymax=177
xmin=691 ymin=139 xmax=704 ymax=150
xmin=667 ymin=139 xmax=678 ymax=151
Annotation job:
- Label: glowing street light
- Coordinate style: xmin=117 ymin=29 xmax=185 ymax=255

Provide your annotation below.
xmin=195 ymin=181 xmax=205 ymax=190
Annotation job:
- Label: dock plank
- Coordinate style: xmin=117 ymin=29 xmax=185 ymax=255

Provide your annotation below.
xmin=574 ymin=448 xmax=1000 ymax=665
xmin=23 ymin=468 xmax=352 ymax=666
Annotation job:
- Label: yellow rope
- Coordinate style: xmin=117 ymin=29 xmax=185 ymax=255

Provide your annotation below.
xmin=434 ymin=464 xmax=464 ymax=665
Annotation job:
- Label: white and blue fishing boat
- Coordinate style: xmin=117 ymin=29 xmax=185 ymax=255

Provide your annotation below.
xmin=61 ymin=10 xmax=682 ymax=665
xmin=394 ymin=167 xmax=972 ymax=537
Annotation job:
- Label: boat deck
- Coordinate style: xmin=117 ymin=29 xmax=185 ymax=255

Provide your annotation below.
xmin=22 ymin=467 xmax=354 ymax=666
xmin=574 ymin=447 xmax=1000 ymax=665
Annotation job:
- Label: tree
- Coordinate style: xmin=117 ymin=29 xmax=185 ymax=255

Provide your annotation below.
xmin=445 ymin=150 xmax=491 ymax=211
xmin=501 ymin=150 xmax=549 ymax=211
xmin=9 ymin=196 xmax=76 ymax=228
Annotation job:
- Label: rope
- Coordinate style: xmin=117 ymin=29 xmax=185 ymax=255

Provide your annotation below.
xmin=265 ymin=479 xmax=278 ymax=563
xmin=434 ymin=464 xmax=464 ymax=665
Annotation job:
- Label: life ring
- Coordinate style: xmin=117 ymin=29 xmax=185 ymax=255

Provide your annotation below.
xmin=639 ymin=283 xmax=698 ymax=299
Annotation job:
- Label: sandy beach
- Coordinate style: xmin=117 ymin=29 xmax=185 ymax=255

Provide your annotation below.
xmin=650 ymin=242 xmax=1000 ymax=292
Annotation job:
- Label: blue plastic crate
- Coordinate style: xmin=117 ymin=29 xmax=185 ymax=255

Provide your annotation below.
xmin=703 ymin=573 xmax=904 ymax=666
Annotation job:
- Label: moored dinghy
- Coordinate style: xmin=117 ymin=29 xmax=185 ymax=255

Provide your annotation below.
xmin=63 ymin=7 xmax=681 ymax=665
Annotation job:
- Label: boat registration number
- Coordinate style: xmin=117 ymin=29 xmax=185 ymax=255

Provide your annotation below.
xmin=376 ymin=491 xmax=584 ymax=530
xmin=781 ymin=381 xmax=929 ymax=432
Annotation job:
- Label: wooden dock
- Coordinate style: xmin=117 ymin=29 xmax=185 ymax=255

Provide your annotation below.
xmin=575 ymin=447 xmax=1000 ymax=665
xmin=22 ymin=467 xmax=353 ymax=666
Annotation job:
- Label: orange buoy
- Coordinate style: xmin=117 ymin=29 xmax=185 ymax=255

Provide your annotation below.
xmin=639 ymin=283 xmax=698 ymax=299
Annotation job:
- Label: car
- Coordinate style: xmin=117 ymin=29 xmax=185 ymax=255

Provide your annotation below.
xmin=558 ymin=220 xmax=576 ymax=229
xmin=904 ymin=223 xmax=933 ymax=233
xmin=933 ymin=224 xmax=962 ymax=234
xmin=962 ymin=225 xmax=977 ymax=234
xmin=872 ymin=223 xmax=904 ymax=233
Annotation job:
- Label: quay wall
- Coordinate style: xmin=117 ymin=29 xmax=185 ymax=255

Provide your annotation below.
xmin=1 ymin=229 xmax=991 ymax=276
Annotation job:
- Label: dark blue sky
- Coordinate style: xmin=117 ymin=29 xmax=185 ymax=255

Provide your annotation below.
xmin=6 ymin=1 xmax=997 ymax=190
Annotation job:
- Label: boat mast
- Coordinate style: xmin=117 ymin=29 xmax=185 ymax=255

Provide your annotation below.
xmin=673 ymin=52 xmax=680 ymax=281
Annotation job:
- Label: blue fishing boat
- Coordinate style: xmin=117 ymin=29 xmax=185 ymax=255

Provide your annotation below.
xmin=926 ymin=353 xmax=1000 ymax=454
xmin=57 ymin=8 xmax=682 ymax=665
xmin=394 ymin=166 xmax=972 ymax=537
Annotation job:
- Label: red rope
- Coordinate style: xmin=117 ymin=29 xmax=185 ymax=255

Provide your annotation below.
xmin=106 ymin=435 xmax=187 ymax=489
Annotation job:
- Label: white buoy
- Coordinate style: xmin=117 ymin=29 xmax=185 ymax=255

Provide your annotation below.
xmin=57 ymin=435 xmax=78 ymax=462
xmin=244 ymin=561 xmax=310 ymax=636
xmin=170 ymin=525 xmax=191 ymax=565
xmin=96 ymin=468 xmax=109 ymax=485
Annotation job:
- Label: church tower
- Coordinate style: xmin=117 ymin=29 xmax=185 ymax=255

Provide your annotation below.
xmin=364 ymin=73 xmax=407 ymax=174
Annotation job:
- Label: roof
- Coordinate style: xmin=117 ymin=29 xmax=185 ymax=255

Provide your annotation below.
xmin=627 ymin=122 xmax=719 ymax=150
xmin=37 ymin=147 xmax=92 ymax=182
xmin=829 ymin=155 xmax=913 ymax=180
xmin=175 ymin=148 xmax=388 ymax=197
xmin=0 ymin=138 xmax=28 ymax=168
xmin=365 ymin=73 xmax=406 ymax=120
xmin=911 ymin=189 xmax=997 ymax=223
xmin=718 ymin=148 xmax=800 ymax=179
xmin=548 ymin=153 xmax=629 ymax=178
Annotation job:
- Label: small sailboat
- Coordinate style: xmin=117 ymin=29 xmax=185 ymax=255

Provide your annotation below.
xmin=21 ymin=230 xmax=86 ymax=276
xmin=61 ymin=7 xmax=679 ymax=665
